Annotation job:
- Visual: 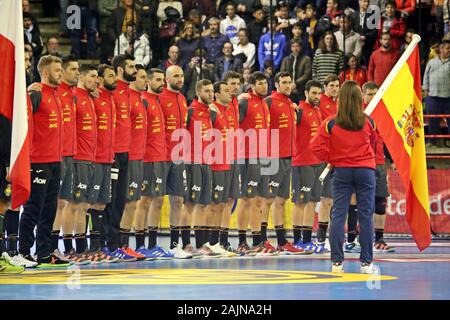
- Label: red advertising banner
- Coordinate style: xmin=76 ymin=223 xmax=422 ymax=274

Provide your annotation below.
xmin=385 ymin=169 xmax=450 ymax=234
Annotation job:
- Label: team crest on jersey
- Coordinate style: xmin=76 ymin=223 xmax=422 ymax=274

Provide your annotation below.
xmin=74 ymin=191 xmax=81 ymax=199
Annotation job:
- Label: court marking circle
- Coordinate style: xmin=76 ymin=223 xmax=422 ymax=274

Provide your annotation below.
xmin=0 ymin=268 xmax=397 ymax=285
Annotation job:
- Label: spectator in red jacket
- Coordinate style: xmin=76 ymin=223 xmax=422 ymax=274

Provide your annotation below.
xmin=395 ymin=0 xmax=416 ymax=16
xmin=376 ymin=1 xmax=406 ymax=51
xmin=368 ymin=32 xmax=400 ymax=86
xmin=339 ymin=54 xmax=367 ymax=88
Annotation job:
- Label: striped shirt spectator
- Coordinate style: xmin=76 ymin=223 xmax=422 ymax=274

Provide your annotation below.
xmin=312 ymin=31 xmax=344 ymax=84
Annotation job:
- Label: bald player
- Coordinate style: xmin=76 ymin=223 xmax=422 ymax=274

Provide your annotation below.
xmin=158 ymin=66 xmax=192 ymax=259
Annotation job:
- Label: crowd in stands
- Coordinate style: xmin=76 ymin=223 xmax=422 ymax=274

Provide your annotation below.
xmin=23 ymin=0 xmax=450 ymax=146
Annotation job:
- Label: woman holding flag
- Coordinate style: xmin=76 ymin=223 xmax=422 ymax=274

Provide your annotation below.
xmin=311 ymin=80 xmax=377 ymax=274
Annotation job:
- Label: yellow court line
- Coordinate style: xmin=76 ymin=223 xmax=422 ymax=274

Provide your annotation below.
xmin=0 ymin=269 xmax=397 ymax=285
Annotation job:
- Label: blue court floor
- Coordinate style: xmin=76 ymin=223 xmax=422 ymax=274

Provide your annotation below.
xmin=1 ymin=238 xmax=450 ymax=300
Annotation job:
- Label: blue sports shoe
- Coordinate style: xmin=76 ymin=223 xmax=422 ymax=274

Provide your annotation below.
xmin=143 ymin=246 xmax=175 ymax=260
xmin=135 ymin=247 xmax=158 ymax=261
xmin=294 ymin=241 xmax=316 ymax=252
xmin=152 ymin=245 xmax=175 ymax=260
xmin=313 ymin=240 xmax=329 ymax=254
xmin=102 ymin=247 xmax=137 ymax=262
xmin=344 ymin=240 xmax=362 ymax=253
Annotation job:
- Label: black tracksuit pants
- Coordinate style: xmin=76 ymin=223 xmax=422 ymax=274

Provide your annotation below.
xmin=104 ymin=152 xmax=129 ymax=250
xmin=19 ymin=162 xmax=61 ymax=259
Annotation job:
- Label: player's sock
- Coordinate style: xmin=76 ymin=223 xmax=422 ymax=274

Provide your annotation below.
xmin=293 ymin=225 xmax=303 ymax=244
xmin=119 ymin=228 xmax=131 ymax=248
xmin=147 ymin=226 xmax=158 ymax=250
xmin=135 ymin=230 xmax=145 ymax=249
xmin=252 ymin=231 xmax=261 ymax=247
xmin=317 ymin=222 xmax=329 ymax=243
xmin=181 ymin=226 xmax=191 ymax=248
xmin=238 ymin=229 xmax=247 ymax=245
xmin=63 ymin=234 xmax=73 ymax=253
xmin=347 ymin=205 xmax=358 ymax=242
xmin=219 ymin=228 xmax=229 ymax=246
xmin=170 ymin=225 xmax=180 ymax=249
xmin=89 ymin=209 xmax=103 ymax=251
xmin=194 ymin=226 xmax=202 ymax=249
xmin=204 ymin=226 xmax=211 ymax=245
xmin=260 ymin=222 xmax=268 ymax=242
xmin=50 ymin=230 xmax=60 ymax=252
xmin=74 ymin=233 xmax=87 ymax=254
xmin=5 ymin=209 xmax=20 ymax=254
xmin=209 ymin=226 xmax=220 ymax=246
xmin=302 ymin=226 xmax=313 ymax=244
xmin=375 ymin=229 xmax=384 ymax=242
xmin=275 ymin=225 xmax=287 ymax=246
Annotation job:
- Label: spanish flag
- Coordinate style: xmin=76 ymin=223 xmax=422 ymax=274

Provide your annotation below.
xmin=365 ymin=35 xmax=431 ymax=251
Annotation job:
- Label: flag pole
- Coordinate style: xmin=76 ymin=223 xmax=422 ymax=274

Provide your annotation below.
xmin=364 ymin=34 xmax=421 ymax=116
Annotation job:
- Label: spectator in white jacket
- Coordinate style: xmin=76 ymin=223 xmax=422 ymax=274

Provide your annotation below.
xmin=114 ymin=22 xmax=152 ymax=68
xmin=220 ymin=2 xmax=246 ymax=45
xmin=334 ymin=15 xmax=362 ymax=59
xmin=233 ymin=28 xmax=255 ymax=69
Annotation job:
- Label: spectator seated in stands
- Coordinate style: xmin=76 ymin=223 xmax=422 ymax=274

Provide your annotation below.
xmin=246 ymin=6 xmax=266 ymax=48
xmin=304 ymin=4 xmax=318 ymax=50
xmin=114 ymin=22 xmax=151 ymax=68
xmin=214 ymin=42 xmax=245 ymax=82
xmin=202 ymin=17 xmax=230 ymax=64
xmin=312 ymin=30 xmax=344 ymax=84
xmin=158 ymin=44 xmax=180 ymax=72
xmin=220 ymin=2 xmax=246 ymax=46
xmin=334 ymin=14 xmax=362 ymax=59
xmin=234 ymin=0 xmax=260 ymax=24
xmin=184 ymin=48 xmax=215 ymax=104
xmin=175 ymin=21 xmax=201 ymax=71
xmin=23 ymin=12 xmax=43 ymax=62
xmin=368 ymin=32 xmax=400 ymax=86
xmin=274 ymin=2 xmax=293 ymax=39
xmin=423 ymin=39 xmax=450 ymax=148
xmin=280 ymin=39 xmax=312 ymax=102
xmin=339 ymin=54 xmax=367 ymax=87
xmin=314 ymin=0 xmax=343 ymax=42
xmin=376 ymin=0 xmax=406 ymax=52
xmin=285 ymin=22 xmax=313 ymax=58
xmin=263 ymin=60 xmax=276 ymax=92
xmin=351 ymin=0 xmax=379 ymax=67
xmin=400 ymin=28 xmax=415 ymax=55
xmin=233 ymin=28 xmax=256 ymax=69
xmin=43 ymin=36 xmax=61 ymax=57
xmin=182 ymin=0 xmax=216 ymax=20
xmin=69 ymin=0 xmax=98 ymax=59
xmin=258 ymin=19 xmax=287 ymax=72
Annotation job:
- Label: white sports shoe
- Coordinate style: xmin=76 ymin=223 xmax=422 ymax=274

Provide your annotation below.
xmin=324 ymin=239 xmax=331 ymax=251
xmin=2 ymin=252 xmax=24 ymax=267
xmin=169 ymin=244 xmax=193 ymax=259
xmin=205 ymin=242 xmax=237 ymax=257
xmin=11 ymin=254 xmax=38 ymax=268
xmin=331 ymin=262 xmax=344 ymax=273
xmin=361 ymin=262 xmax=376 ymax=274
